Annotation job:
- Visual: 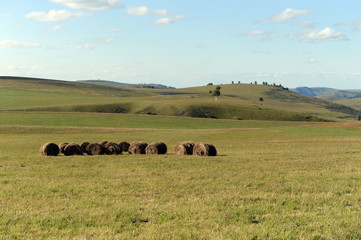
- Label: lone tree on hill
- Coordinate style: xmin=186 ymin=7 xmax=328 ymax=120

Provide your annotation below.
xmin=212 ymin=86 xmax=221 ymax=96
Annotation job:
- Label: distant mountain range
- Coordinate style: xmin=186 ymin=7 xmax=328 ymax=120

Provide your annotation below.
xmin=292 ymin=87 xmax=361 ymax=100
xmin=77 ymin=80 xmax=175 ymax=89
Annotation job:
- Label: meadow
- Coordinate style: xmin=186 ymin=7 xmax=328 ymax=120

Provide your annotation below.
xmin=1 ymin=112 xmax=361 ymax=239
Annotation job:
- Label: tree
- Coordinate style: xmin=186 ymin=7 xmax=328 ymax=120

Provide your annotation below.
xmin=212 ymin=86 xmax=221 ymax=96
xmin=207 ymin=83 xmax=213 ymax=86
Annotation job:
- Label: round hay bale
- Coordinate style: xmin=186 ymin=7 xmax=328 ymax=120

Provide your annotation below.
xmin=86 ymin=143 xmax=103 ymax=155
xmin=104 ymin=142 xmax=122 ymax=155
xmin=99 ymin=141 xmax=109 ymax=153
xmin=63 ymin=143 xmax=83 ymax=156
xmin=193 ymin=143 xmax=217 ymax=156
xmin=40 ymin=142 xmax=60 ymax=156
xmin=118 ymin=141 xmax=130 ymax=153
xmin=129 ymin=141 xmax=148 ymax=154
xmin=175 ymin=141 xmax=194 ymax=155
xmin=146 ymin=142 xmax=167 ymax=155
xmin=58 ymin=142 xmax=68 ymax=154
xmin=99 ymin=141 xmax=109 ymax=147
xmin=80 ymin=142 xmax=90 ymax=154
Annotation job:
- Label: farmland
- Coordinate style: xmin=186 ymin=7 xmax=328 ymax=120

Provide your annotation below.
xmin=1 ymin=77 xmax=361 ymax=239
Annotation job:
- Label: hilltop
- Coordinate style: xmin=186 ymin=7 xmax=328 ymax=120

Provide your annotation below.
xmin=77 ymin=80 xmax=175 ymax=89
xmin=1 ymin=76 xmax=360 ymax=122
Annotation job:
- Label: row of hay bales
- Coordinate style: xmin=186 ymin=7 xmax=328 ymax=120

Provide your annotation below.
xmin=40 ymin=141 xmax=217 ymax=157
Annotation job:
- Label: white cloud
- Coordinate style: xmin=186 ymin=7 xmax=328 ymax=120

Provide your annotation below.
xmin=68 ymin=43 xmax=95 ymax=49
xmin=307 ymin=58 xmax=319 ymax=64
xmin=336 ymin=19 xmax=361 ymax=31
xmin=25 ymin=10 xmax=89 ymax=22
xmin=247 ymin=30 xmax=267 ymax=36
xmin=153 ymin=9 xmax=168 ymax=16
xmin=153 ymin=17 xmax=172 ymax=24
xmin=126 ymin=6 xmax=150 ymax=16
xmin=126 ymin=6 xmax=170 ymax=17
xmin=50 ymin=0 xmax=122 ymax=10
xmin=298 ymin=28 xmax=348 ymax=42
xmin=7 ymin=65 xmax=43 ymax=71
xmin=0 ymin=39 xmax=41 ymax=48
xmin=153 ymin=15 xmax=183 ymax=25
xmin=264 ymin=8 xmax=311 ymax=23
xmin=68 ymin=38 xmax=116 ymax=49
xmin=51 ymin=25 xmax=62 ymax=31
xmin=244 ymin=30 xmax=278 ymax=40
xmin=126 ymin=5 xmax=183 ymax=25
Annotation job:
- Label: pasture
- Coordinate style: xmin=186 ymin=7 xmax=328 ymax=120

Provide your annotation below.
xmin=1 ymin=112 xmax=361 ymax=239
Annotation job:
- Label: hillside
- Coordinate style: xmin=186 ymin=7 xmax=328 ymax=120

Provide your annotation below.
xmin=1 ymin=76 xmax=360 ymax=121
xmin=292 ymin=86 xmax=361 ymax=111
xmin=292 ymin=87 xmax=361 ymax=100
xmin=77 ymin=80 xmax=175 ymax=89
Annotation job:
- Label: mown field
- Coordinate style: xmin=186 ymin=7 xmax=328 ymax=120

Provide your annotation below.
xmin=1 ymin=112 xmax=361 ymax=239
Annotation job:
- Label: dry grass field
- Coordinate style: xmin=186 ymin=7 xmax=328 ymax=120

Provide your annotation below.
xmin=1 ymin=113 xmax=361 ymax=239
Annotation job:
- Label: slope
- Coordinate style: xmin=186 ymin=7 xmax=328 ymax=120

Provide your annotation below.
xmin=1 ymin=77 xmax=359 ymax=121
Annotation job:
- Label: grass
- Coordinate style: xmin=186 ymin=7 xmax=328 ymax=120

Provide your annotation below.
xmin=1 ymin=77 xmax=359 ymax=121
xmin=2 ymin=114 xmax=361 ymax=239
xmin=2 ymin=77 xmax=361 ymax=238
xmin=0 ymin=111 xmax=302 ymax=129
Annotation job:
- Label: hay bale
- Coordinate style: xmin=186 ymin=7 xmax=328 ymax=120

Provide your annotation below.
xmin=86 ymin=143 xmax=103 ymax=155
xmin=129 ymin=141 xmax=148 ymax=154
xmin=40 ymin=142 xmax=60 ymax=156
xmin=104 ymin=142 xmax=122 ymax=155
xmin=80 ymin=142 xmax=90 ymax=154
xmin=58 ymin=142 xmax=68 ymax=154
xmin=99 ymin=141 xmax=109 ymax=147
xmin=175 ymin=141 xmax=194 ymax=155
xmin=193 ymin=143 xmax=217 ymax=156
xmin=146 ymin=142 xmax=167 ymax=155
xmin=63 ymin=143 xmax=83 ymax=156
xmin=99 ymin=141 xmax=109 ymax=153
xmin=118 ymin=141 xmax=130 ymax=153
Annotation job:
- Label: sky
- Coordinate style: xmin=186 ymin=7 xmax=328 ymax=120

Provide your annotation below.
xmin=1 ymin=0 xmax=361 ymax=89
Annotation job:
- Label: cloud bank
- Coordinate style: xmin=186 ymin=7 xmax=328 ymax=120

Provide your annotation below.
xmin=50 ymin=0 xmax=122 ymax=10
xmin=25 ymin=10 xmax=89 ymax=22
xmin=263 ymin=8 xmax=311 ymax=23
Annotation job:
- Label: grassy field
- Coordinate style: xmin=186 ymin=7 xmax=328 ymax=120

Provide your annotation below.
xmin=2 ymin=112 xmax=361 ymax=239
xmin=1 ymin=77 xmax=359 ymax=121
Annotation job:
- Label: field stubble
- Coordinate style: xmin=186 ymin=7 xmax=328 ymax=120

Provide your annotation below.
xmin=1 ymin=119 xmax=361 ymax=239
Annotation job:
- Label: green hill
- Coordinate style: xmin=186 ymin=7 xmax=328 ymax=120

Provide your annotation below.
xmin=1 ymin=76 xmax=359 ymax=121
xmin=77 ymin=80 xmax=175 ymax=89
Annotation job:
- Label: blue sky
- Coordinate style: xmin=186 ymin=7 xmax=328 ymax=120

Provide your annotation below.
xmin=1 ymin=0 xmax=361 ymax=88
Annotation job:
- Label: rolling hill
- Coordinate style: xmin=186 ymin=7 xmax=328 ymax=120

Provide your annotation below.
xmin=77 ymin=80 xmax=175 ymax=89
xmin=292 ymin=86 xmax=361 ymax=111
xmin=1 ymin=76 xmax=360 ymax=122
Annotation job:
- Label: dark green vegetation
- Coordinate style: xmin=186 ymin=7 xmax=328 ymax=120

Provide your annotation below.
xmin=1 ymin=76 xmax=360 ymax=121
